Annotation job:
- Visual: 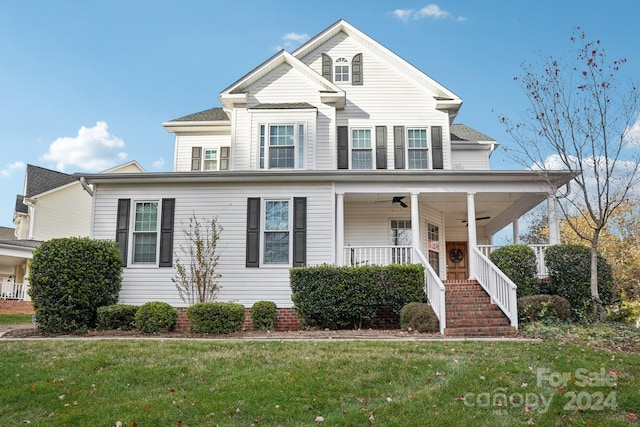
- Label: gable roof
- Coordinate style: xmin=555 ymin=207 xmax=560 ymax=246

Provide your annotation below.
xmin=24 ymin=164 xmax=76 ymax=198
xmin=219 ymin=49 xmax=346 ymax=110
xmin=292 ymin=19 xmax=462 ymax=115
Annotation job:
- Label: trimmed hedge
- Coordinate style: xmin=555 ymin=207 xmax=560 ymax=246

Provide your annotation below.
xmin=251 ymin=301 xmax=277 ymax=330
xmin=518 ymin=295 xmax=572 ymax=323
xmin=400 ymin=302 xmax=438 ymax=332
xmin=489 ymin=245 xmax=538 ymax=297
xmin=290 ymin=264 xmax=424 ymax=329
xmin=545 ymin=244 xmax=615 ymax=320
xmin=28 ymin=237 xmax=123 ymax=334
xmin=186 ymin=302 xmax=245 ymax=334
xmin=135 ymin=302 xmax=178 ymax=334
xmin=96 ymin=304 xmax=138 ymax=331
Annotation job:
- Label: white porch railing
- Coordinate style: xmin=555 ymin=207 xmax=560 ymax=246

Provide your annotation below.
xmin=414 ymin=248 xmax=446 ymax=334
xmin=471 ymin=247 xmax=518 ymax=329
xmin=1 ymin=282 xmax=28 ymax=300
xmin=477 ymin=244 xmax=550 ymax=278
xmin=344 ymin=246 xmax=413 ymax=266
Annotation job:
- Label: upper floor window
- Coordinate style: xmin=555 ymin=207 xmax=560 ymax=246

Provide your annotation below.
xmin=191 ymin=146 xmax=230 ymax=171
xmin=203 ymin=149 xmax=218 ymax=171
xmin=335 ymin=57 xmax=349 ymax=82
xmin=407 ymin=129 xmax=429 ymax=169
xmin=259 ymin=124 xmax=305 ymax=169
xmin=351 ymin=129 xmax=373 ymax=169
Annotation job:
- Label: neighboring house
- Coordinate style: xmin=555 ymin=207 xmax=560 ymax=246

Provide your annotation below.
xmin=78 ymin=20 xmax=573 ymax=335
xmin=0 ymin=162 xmax=144 ymax=303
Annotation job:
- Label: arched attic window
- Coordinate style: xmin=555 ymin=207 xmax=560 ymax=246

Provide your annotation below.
xmin=334 ymin=57 xmax=349 ymax=82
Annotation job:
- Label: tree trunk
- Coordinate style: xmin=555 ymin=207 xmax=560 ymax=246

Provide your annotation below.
xmin=590 ymin=238 xmax=602 ymax=320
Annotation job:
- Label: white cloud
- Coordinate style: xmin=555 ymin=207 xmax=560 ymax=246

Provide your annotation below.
xmin=391 ymin=4 xmax=466 ymax=22
xmin=276 ymin=31 xmax=310 ymax=51
xmin=623 ymin=113 xmax=640 ymax=147
xmin=0 ymin=161 xmax=26 ymax=177
xmin=152 ymin=157 xmax=165 ymax=169
xmin=41 ymin=121 xmax=127 ymax=172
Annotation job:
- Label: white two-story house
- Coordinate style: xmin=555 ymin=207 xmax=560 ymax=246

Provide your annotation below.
xmin=78 ymin=20 xmax=573 ymax=335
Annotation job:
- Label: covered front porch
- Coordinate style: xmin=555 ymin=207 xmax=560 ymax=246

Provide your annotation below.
xmin=332 ymin=171 xmax=570 ymax=335
xmin=0 ymin=240 xmax=37 ymax=303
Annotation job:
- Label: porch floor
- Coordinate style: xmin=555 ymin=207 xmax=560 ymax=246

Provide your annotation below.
xmin=444 ymin=280 xmax=515 ymax=337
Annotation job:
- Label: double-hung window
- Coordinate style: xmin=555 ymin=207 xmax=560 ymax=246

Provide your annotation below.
xmin=259 ymin=124 xmax=305 ymax=169
xmin=351 ymin=129 xmax=372 ymax=169
xmin=407 ymin=129 xmax=428 ymax=169
xmin=427 ymin=222 xmax=440 ymax=275
xmin=132 ymin=202 xmax=159 ymax=264
xmin=263 ymin=200 xmax=290 ymax=264
xmin=202 ymin=149 xmax=218 ymax=171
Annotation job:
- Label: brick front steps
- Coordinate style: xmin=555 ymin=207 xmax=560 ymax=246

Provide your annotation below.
xmin=444 ymin=280 xmax=515 ymax=337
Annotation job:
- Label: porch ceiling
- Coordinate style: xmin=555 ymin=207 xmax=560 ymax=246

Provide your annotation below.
xmin=344 ymin=191 xmax=545 ymax=236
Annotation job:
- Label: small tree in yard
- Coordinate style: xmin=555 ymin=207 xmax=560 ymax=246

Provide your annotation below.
xmin=500 ymin=28 xmax=640 ymax=319
xmin=172 ymin=214 xmax=222 ymax=305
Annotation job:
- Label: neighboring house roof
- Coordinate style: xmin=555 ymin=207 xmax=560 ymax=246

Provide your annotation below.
xmin=0 ymin=226 xmax=16 ymax=240
xmin=0 ymin=239 xmax=40 ymax=249
xmin=451 ymin=124 xmax=495 ymax=142
xmin=24 ymin=164 xmax=76 ymax=198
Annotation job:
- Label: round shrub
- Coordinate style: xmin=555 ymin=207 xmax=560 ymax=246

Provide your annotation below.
xmin=28 ymin=237 xmax=123 ymax=334
xmin=251 ymin=301 xmax=277 ymax=330
xmin=545 ymin=244 xmax=615 ymax=320
xmin=489 ymin=245 xmax=538 ymax=297
xmin=135 ymin=302 xmax=178 ymax=334
xmin=518 ymin=295 xmax=572 ymax=323
xmin=186 ymin=302 xmax=245 ymax=334
xmin=399 ymin=302 xmax=438 ymax=333
xmin=97 ymin=304 xmax=138 ymax=331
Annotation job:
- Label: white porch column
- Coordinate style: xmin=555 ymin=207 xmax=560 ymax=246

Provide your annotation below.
xmin=467 ymin=192 xmax=477 ymax=279
xmin=513 ymin=218 xmax=520 ymax=245
xmin=410 ymin=193 xmax=420 ymax=255
xmin=336 ymin=193 xmax=345 ymax=265
xmin=548 ymin=193 xmax=560 ymax=245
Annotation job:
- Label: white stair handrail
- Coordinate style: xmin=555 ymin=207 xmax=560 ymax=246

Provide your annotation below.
xmin=414 ymin=248 xmax=446 ymax=334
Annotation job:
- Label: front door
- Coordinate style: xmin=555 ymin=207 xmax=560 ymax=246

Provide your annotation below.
xmin=446 ymin=242 xmax=468 ymax=280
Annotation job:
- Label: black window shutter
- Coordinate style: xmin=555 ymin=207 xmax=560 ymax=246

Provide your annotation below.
xmin=191 ymin=147 xmax=202 ymax=171
xmin=246 ymin=198 xmax=261 ymax=267
xmin=375 ymin=126 xmax=387 ymax=169
xmin=115 ymin=199 xmax=130 ymax=266
xmin=159 ymin=198 xmax=175 ymax=267
xmin=292 ymin=197 xmax=307 ymax=267
xmin=394 ymin=126 xmax=405 ymax=169
xmin=322 ymin=53 xmax=333 ymax=82
xmin=431 ymin=126 xmax=443 ymax=169
xmin=352 ymin=53 xmax=363 ymax=85
xmin=337 ymin=126 xmax=349 ymax=169
xmin=220 ymin=147 xmax=230 ymax=170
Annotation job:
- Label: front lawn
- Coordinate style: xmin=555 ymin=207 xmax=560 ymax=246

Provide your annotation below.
xmin=0 ymin=313 xmax=33 ymax=325
xmin=0 ymin=339 xmax=638 ymax=426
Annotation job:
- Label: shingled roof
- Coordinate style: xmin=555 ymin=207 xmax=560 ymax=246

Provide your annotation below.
xmin=14 ymin=195 xmax=27 ymax=215
xmin=169 ymin=108 xmax=230 ymax=122
xmin=24 ymin=164 xmax=76 ymax=198
xmin=450 ymin=124 xmax=494 ymax=142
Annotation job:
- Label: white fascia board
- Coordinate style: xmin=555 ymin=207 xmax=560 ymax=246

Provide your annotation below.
xmin=162 ymin=121 xmax=232 ymax=134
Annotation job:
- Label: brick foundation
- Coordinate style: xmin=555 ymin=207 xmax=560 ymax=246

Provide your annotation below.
xmin=176 ymin=306 xmax=301 ymax=333
xmin=0 ymin=300 xmax=34 ymax=314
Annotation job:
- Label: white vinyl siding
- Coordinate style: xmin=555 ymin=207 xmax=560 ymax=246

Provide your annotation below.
xmin=174 ymin=134 xmax=231 ymax=172
xmin=30 ymin=183 xmax=92 ymax=241
xmin=450 ymin=148 xmax=490 ymax=170
xmin=90 ymin=182 xmax=333 ymax=308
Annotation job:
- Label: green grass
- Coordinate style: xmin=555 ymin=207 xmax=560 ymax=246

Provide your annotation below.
xmin=0 ymin=340 xmax=638 ymax=426
xmin=0 ymin=313 xmax=33 ymax=325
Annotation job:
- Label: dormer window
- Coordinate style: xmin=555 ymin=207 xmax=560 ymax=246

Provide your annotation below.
xmin=335 ymin=57 xmax=349 ymax=82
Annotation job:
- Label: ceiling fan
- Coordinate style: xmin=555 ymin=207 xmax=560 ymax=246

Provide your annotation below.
xmin=461 ymin=216 xmax=491 ymax=224
xmin=373 ymin=196 xmax=408 ymax=208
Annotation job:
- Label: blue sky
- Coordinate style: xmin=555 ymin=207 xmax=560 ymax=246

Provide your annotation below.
xmin=1 ymin=0 xmax=638 ymax=229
